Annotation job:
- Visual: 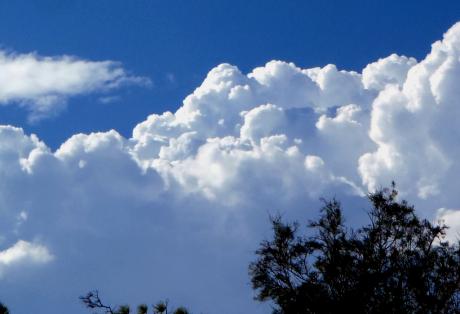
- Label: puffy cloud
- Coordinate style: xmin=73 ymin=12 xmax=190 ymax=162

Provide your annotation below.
xmin=3 ymin=21 xmax=460 ymax=314
xmin=240 ymin=104 xmax=287 ymax=142
xmin=0 ymin=50 xmax=150 ymax=121
xmin=0 ymin=56 xmax=372 ymax=313
xmin=362 ymin=54 xmax=417 ymax=90
xmin=358 ymin=22 xmax=460 ymax=204
xmin=0 ymin=240 xmax=53 ymax=276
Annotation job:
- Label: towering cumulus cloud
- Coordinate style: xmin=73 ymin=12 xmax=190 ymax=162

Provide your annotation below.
xmin=2 ymin=22 xmax=460 ymax=314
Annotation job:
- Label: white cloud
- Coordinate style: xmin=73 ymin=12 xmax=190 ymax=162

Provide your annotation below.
xmin=0 ymin=240 xmax=53 ymax=276
xmin=358 ymin=22 xmax=460 ymax=203
xmin=0 ymin=51 xmax=150 ymax=121
xmin=240 ymin=104 xmax=287 ymax=143
xmin=2 ymin=21 xmax=460 ymax=314
xmin=435 ymin=208 xmax=460 ymax=243
xmin=362 ymin=53 xmax=417 ymax=90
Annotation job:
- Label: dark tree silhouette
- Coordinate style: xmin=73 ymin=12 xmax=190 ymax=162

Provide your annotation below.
xmin=80 ymin=290 xmax=118 ymax=314
xmin=249 ymin=184 xmax=460 ymax=314
xmin=153 ymin=300 xmax=168 ymax=314
xmin=0 ymin=303 xmax=8 ymax=314
xmin=80 ymin=291 xmax=190 ymax=314
xmin=137 ymin=304 xmax=148 ymax=314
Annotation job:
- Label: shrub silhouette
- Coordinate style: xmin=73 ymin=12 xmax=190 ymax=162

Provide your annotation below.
xmin=80 ymin=290 xmax=190 ymax=314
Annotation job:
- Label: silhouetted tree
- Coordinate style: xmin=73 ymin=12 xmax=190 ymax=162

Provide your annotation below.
xmin=81 ymin=291 xmax=190 ymax=314
xmin=172 ymin=306 xmax=189 ymax=314
xmin=137 ymin=304 xmax=148 ymax=314
xmin=249 ymin=184 xmax=460 ymax=314
xmin=80 ymin=290 xmax=117 ymax=314
xmin=117 ymin=305 xmax=130 ymax=314
xmin=153 ymin=301 xmax=168 ymax=314
xmin=0 ymin=303 xmax=8 ymax=314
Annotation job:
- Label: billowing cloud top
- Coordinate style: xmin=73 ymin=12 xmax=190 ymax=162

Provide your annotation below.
xmin=2 ymin=22 xmax=460 ymax=314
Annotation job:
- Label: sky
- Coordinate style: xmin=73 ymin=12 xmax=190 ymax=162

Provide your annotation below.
xmin=2 ymin=1 xmax=460 ymax=313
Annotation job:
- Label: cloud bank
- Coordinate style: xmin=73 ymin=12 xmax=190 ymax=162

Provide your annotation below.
xmin=0 ymin=50 xmax=150 ymax=121
xmin=2 ymin=22 xmax=460 ymax=314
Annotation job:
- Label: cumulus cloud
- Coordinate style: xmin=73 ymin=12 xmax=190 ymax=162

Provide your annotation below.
xmin=358 ymin=22 xmax=460 ymax=203
xmin=0 ymin=50 xmax=150 ymax=121
xmin=362 ymin=53 xmax=417 ymax=90
xmin=3 ymin=21 xmax=460 ymax=314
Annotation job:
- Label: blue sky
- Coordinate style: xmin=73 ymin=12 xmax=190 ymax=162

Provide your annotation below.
xmin=2 ymin=1 xmax=460 ymax=314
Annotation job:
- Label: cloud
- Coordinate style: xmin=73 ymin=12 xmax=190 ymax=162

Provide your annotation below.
xmin=358 ymin=22 xmax=460 ymax=203
xmin=0 ymin=50 xmax=150 ymax=121
xmin=362 ymin=53 xmax=417 ymax=90
xmin=0 ymin=240 xmax=53 ymax=276
xmin=435 ymin=208 xmax=460 ymax=243
xmin=3 ymin=21 xmax=460 ymax=314
xmin=98 ymin=95 xmax=122 ymax=104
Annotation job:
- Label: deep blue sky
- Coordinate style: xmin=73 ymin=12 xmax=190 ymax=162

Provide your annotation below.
xmin=0 ymin=0 xmax=459 ymax=148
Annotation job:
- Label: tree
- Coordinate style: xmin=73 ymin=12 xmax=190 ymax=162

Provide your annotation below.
xmin=80 ymin=291 xmax=190 ymax=314
xmin=80 ymin=290 xmax=119 ymax=314
xmin=249 ymin=184 xmax=460 ymax=314
xmin=153 ymin=301 xmax=168 ymax=314
xmin=172 ymin=306 xmax=189 ymax=314
xmin=0 ymin=303 xmax=8 ymax=314
xmin=137 ymin=304 xmax=148 ymax=314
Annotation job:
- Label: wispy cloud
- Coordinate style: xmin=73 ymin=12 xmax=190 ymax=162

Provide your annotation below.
xmin=0 ymin=51 xmax=151 ymax=121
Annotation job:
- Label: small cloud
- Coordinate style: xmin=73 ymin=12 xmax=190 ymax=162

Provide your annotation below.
xmin=0 ymin=240 xmax=53 ymax=277
xmin=98 ymin=95 xmax=121 ymax=104
xmin=166 ymin=72 xmax=176 ymax=84
xmin=18 ymin=211 xmax=28 ymax=222
xmin=14 ymin=211 xmax=28 ymax=234
xmin=0 ymin=50 xmax=151 ymax=120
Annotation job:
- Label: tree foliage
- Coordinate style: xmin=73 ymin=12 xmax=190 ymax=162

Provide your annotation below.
xmin=249 ymin=184 xmax=460 ymax=313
